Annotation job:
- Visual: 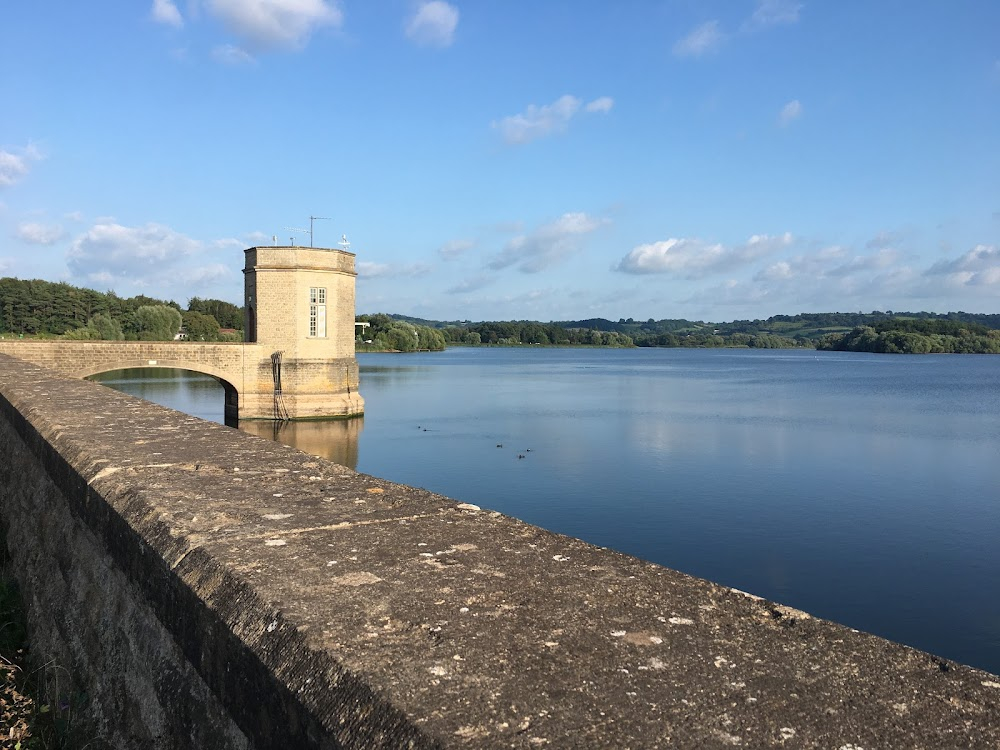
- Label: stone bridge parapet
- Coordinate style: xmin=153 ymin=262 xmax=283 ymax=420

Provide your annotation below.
xmin=1 ymin=354 xmax=999 ymax=748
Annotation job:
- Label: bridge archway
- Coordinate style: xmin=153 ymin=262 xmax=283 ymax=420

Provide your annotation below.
xmin=81 ymin=362 xmax=240 ymax=424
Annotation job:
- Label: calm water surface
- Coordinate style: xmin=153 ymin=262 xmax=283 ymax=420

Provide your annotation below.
xmin=91 ymin=348 xmax=1000 ymax=675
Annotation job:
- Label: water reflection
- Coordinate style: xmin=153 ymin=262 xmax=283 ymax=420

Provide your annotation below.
xmin=89 ymin=367 xmax=363 ymax=469
xmin=239 ymin=419 xmax=362 ymax=469
xmin=90 ymin=368 xmax=227 ymax=423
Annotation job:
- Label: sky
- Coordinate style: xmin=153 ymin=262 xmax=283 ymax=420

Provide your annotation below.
xmin=2 ymin=1 xmax=999 ymax=323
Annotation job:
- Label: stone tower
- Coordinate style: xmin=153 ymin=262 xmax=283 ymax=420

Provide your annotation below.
xmin=242 ymin=246 xmax=364 ymax=420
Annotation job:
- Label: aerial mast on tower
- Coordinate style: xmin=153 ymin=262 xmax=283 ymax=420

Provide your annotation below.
xmin=308 ymin=216 xmax=331 ymax=247
xmin=283 ymin=216 xmax=331 ymax=247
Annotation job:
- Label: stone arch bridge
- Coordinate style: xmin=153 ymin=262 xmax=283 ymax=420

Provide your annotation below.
xmin=0 ymin=246 xmax=364 ymax=421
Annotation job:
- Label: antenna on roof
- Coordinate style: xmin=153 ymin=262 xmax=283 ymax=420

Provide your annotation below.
xmin=309 ymin=216 xmax=331 ymax=248
xmin=284 ymin=226 xmax=308 ymax=247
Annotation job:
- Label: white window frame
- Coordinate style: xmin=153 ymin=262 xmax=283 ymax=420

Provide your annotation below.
xmin=309 ymin=287 xmax=327 ymax=338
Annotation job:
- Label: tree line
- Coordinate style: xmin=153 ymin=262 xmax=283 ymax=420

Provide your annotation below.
xmin=556 ymin=311 xmax=1000 ymax=342
xmin=384 ymin=311 xmax=1000 ymax=353
xmin=0 ymin=278 xmax=243 ymax=342
xmin=439 ymin=320 xmax=634 ymax=347
xmin=5 ymin=276 xmax=997 ymax=354
xmin=631 ymin=331 xmax=804 ymax=349
xmin=355 ymin=314 xmax=447 ymax=351
xmin=816 ymin=320 xmax=1000 ymax=354
xmin=431 ymin=320 xmax=801 ymax=348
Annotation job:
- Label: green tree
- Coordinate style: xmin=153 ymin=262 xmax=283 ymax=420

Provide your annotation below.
xmin=62 ymin=324 xmax=100 ymax=340
xmin=135 ymin=304 xmax=182 ymax=340
xmin=187 ymin=297 xmax=244 ymax=330
xmin=182 ymin=310 xmax=221 ymax=341
xmin=91 ymin=313 xmax=124 ymax=340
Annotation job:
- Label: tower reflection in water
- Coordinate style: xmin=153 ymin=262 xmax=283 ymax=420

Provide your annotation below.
xmin=238 ymin=418 xmax=363 ymax=470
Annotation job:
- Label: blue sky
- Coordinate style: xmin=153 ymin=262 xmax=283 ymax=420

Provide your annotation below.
xmin=2 ymin=1 xmax=998 ymax=323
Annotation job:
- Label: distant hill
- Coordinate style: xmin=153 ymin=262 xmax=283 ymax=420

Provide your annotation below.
xmin=556 ymin=312 xmax=1000 ymax=342
xmin=386 ymin=313 xmax=474 ymax=329
xmin=340 ymin=310 xmax=1000 ymax=336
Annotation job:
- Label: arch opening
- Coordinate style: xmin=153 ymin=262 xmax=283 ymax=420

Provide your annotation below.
xmin=86 ymin=366 xmax=239 ymax=426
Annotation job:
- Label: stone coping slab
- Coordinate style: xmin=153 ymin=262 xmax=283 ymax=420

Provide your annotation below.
xmin=1 ymin=353 xmax=999 ymax=748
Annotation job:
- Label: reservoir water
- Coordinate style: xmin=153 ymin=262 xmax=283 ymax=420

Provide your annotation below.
xmin=91 ymin=347 xmax=1000 ymax=675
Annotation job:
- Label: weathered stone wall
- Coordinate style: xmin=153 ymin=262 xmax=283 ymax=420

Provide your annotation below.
xmin=0 ymin=338 xmax=362 ymax=420
xmin=0 ymin=340 xmax=246 ymax=382
xmin=244 ymin=246 xmax=358 ymax=358
xmin=2 ymin=353 xmax=1000 ymax=748
xmin=0 ymin=401 xmax=251 ymax=748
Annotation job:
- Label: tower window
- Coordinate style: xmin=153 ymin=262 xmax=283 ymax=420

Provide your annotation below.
xmin=309 ymin=287 xmax=327 ymax=337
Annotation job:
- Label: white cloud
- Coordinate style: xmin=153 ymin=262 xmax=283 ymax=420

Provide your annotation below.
xmin=494 ymin=95 xmax=580 ymax=145
xmin=673 ymin=21 xmax=724 ymax=58
xmin=489 ymin=212 xmax=607 ymax=273
xmin=184 ymin=263 xmax=231 ymax=286
xmin=681 ymin=278 xmax=776 ymax=310
xmin=151 ymin=0 xmax=183 ymax=27
xmin=16 ymin=222 xmax=66 ymax=245
xmin=207 ymin=0 xmax=343 ymax=51
xmin=744 ymin=232 xmax=795 ymax=255
xmin=866 ymin=230 xmax=901 ymax=250
xmin=357 ymin=261 xmax=431 ymax=278
xmin=243 ymin=230 xmax=274 ymax=245
xmin=617 ymin=238 xmax=722 ymax=276
xmin=778 ymin=99 xmax=802 ymax=126
xmin=757 ymin=260 xmax=793 ymax=281
xmin=212 ymin=44 xmax=256 ymax=65
xmin=438 ymin=239 xmax=474 ymax=260
xmin=681 ymin=244 xmax=932 ymax=314
xmin=673 ymin=3 xmax=799 ymax=63
xmin=827 ymin=248 xmax=901 ymax=277
xmin=66 ymin=222 xmax=202 ymax=284
xmin=446 ymin=274 xmax=494 ymax=294
xmin=440 ymin=286 xmax=559 ymax=319
xmin=585 ymin=96 xmax=614 ymax=114
xmin=616 ymin=233 xmax=792 ymax=277
xmin=926 ymin=244 xmax=1000 ymax=287
xmin=405 ymin=1 xmax=459 ymax=48
xmin=753 ymin=245 xmax=847 ymax=282
xmin=0 ymin=145 xmax=43 ymax=189
xmin=211 ymin=237 xmax=247 ymax=250
xmin=745 ymin=0 xmax=801 ymax=30
xmin=493 ymin=94 xmax=612 ymax=145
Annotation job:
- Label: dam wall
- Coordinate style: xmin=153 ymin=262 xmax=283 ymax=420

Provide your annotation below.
xmin=1 ymin=352 xmax=999 ymax=748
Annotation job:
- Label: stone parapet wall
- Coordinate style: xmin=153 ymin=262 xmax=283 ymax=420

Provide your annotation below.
xmin=0 ymin=340 xmax=246 ymax=380
xmin=1 ymin=354 xmax=999 ymax=748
